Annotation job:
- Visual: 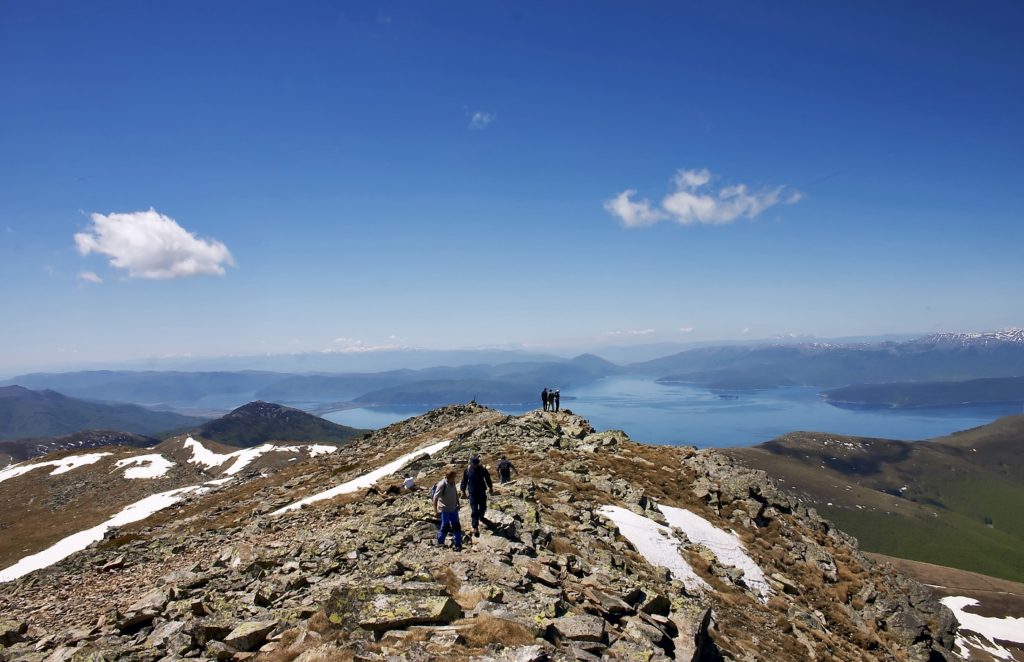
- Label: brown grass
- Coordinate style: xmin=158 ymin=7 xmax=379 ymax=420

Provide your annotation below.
xmin=455 ymin=615 xmax=536 ymax=647
xmin=433 ymin=567 xmax=463 ymax=596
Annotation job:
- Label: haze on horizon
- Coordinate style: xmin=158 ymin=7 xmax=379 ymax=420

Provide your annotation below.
xmin=2 ymin=2 xmax=1022 ymax=375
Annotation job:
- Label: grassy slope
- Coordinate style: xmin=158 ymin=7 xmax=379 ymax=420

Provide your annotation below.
xmin=728 ymin=415 xmax=1024 ymax=582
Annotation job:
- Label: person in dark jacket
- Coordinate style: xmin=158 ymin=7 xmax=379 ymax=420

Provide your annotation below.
xmin=553 ymin=389 xmax=560 ymax=412
xmin=460 ymin=455 xmax=494 ymax=535
xmin=541 ymin=387 xmax=549 ymax=412
xmin=497 ymin=456 xmax=516 ymax=483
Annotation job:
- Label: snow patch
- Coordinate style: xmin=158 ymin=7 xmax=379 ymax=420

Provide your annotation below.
xmin=597 ymin=505 xmax=709 ymax=593
xmin=658 ymin=505 xmax=771 ymax=600
xmin=114 ymin=454 xmax=175 ymax=479
xmin=181 ymin=437 xmax=334 ymax=476
xmin=0 ymin=485 xmax=207 ymax=583
xmin=273 ymin=439 xmax=452 ymax=515
xmin=306 ymin=444 xmax=339 ymax=457
xmin=941 ymin=596 xmax=1024 ymax=661
xmin=0 ymin=452 xmax=112 ymax=484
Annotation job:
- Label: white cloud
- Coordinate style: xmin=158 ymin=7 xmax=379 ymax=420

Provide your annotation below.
xmin=74 ymin=208 xmax=235 ymax=279
xmin=741 ymin=327 xmax=751 ymax=334
xmin=604 ymin=329 xmax=655 ymax=337
xmin=605 ymin=168 xmax=802 ymax=228
xmin=469 ymin=111 xmax=496 ymax=130
xmin=77 ymin=271 xmax=103 ymax=284
xmin=679 ymin=326 xmax=694 ymax=333
xmin=329 ymin=337 xmax=402 ymax=353
xmin=602 ymin=190 xmax=668 ymax=228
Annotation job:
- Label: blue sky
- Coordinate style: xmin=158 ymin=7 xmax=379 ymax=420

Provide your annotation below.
xmin=2 ymin=1 xmax=1022 ymax=372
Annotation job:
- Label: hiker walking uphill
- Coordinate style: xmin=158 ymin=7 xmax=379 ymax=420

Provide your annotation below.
xmin=497 ymin=456 xmax=516 ymax=483
xmin=461 ymin=455 xmax=494 ymax=535
xmin=431 ymin=470 xmax=462 ymax=551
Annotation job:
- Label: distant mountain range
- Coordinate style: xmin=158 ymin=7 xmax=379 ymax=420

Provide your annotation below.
xmin=648 ymin=329 xmax=1024 ymax=389
xmin=728 ymin=415 xmax=1024 ymax=583
xmin=3 ymin=329 xmax=1022 ymax=411
xmin=0 ymin=386 xmax=208 ymax=441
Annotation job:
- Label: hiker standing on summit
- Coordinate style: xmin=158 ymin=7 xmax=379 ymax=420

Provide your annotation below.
xmin=541 ymin=387 xmax=549 ymax=412
xmin=461 ymin=455 xmax=494 ymax=536
xmin=553 ymin=389 xmax=560 ymax=412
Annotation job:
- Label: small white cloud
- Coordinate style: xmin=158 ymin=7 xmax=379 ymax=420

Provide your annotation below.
xmin=469 ymin=111 xmax=496 ymax=130
xmin=603 ymin=190 xmax=668 ymax=228
xmin=329 ymin=337 xmax=401 ymax=353
xmin=741 ymin=327 xmax=751 ymax=334
xmin=77 ymin=271 xmax=103 ymax=284
xmin=679 ymin=326 xmax=694 ymax=333
xmin=605 ymin=168 xmax=802 ymax=228
xmin=74 ymin=208 xmax=235 ymax=279
xmin=604 ymin=329 xmax=655 ymax=337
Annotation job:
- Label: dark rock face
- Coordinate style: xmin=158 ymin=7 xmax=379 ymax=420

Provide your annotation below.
xmin=0 ymin=404 xmax=956 ymax=661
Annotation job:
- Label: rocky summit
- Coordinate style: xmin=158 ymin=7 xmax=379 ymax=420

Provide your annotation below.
xmin=0 ymin=404 xmax=956 ymax=661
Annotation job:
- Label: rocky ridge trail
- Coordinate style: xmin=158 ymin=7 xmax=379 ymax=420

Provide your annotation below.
xmin=0 ymin=404 xmax=956 ymax=660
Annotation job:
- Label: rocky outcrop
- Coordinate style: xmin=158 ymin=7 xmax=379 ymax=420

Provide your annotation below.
xmin=0 ymin=404 xmax=956 ymax=660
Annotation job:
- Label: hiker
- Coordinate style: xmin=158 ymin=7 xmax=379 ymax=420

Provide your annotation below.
xmin=541 ymin=387 xmax=549 ymax=412
xmin=403 ymin=474 xmax=416 ymax=490
xmin=497 ymin=455 xmax=516 ymax=483
xmin=432 ymin=469 xmax=463 ymax=550
xmin=553 ymin=389 xmax=560 ymax=412
xmin=460 ymin=455 xmax=494 ymax=535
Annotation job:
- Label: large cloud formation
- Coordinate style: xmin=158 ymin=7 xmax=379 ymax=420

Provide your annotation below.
xmin=605 ymin=168 xmax=802 ymax=228
xmin=75 ymin=209 xmax=235 ymax=279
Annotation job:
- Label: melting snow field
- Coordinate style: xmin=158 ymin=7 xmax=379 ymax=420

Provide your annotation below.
xmin=598 ymin=505 xmax=710 ymax=593
xmin=0 ymin=452 xmax=112 ymax=485
xmin=658 ymin=504 xmax=771 ymax=600
xmin=182 ymin=437 xmax=340 ymax=476
xmin=272 ymin=439 xmax=452 ymax=515
xmin=941 ymin=596 xmax=1024 ymax=661
xmin=0 ymin=484 xmax=208 ymax=583
xmin=114 ymin=454 xmax=175 ymax=479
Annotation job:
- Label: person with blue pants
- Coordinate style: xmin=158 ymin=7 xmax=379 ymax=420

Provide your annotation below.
xmin=432 ymin=469 xmax=463 ymax=551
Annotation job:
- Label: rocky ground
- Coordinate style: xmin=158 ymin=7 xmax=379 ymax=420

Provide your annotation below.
xmin=0 ymin=404 xmax=957 ymax=660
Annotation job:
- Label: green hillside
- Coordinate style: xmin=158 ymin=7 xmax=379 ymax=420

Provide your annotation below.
xmin=727 ymin=415 xmax=1024 ymax=582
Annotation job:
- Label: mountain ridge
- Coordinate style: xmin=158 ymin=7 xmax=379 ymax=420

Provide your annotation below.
xmin=0 ymin=405 xmax=966 ymax=660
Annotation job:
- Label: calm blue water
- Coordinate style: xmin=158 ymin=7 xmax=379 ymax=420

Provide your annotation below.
xmin=322 ymin=376 xmax=1023 ymax=447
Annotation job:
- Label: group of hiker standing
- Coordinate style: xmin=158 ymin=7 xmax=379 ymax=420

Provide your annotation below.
xmin=431 ymin=454 xmax=517 ymax=551
xmin=541 ymin=387 xmax=560 ymax=412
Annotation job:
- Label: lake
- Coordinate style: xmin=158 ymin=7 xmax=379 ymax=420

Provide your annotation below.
xmin=322 ymin=376 xmax=1023 ymax=447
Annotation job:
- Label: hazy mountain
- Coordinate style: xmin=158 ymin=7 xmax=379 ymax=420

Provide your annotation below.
xmin=0 ymin=371 xmax=287 ymax=409
xmin=641 ymin=329 xmax=1024 ymax=388
xmin=727 ymin=415 xmax=1024 ymax=582
xmin=190 ymin=401 xmax=365 ymax=447
xmin=0 ymin=386 xmax=208 ymax=441
xmin=823 ymin=376 xmax=1024 ymax=408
